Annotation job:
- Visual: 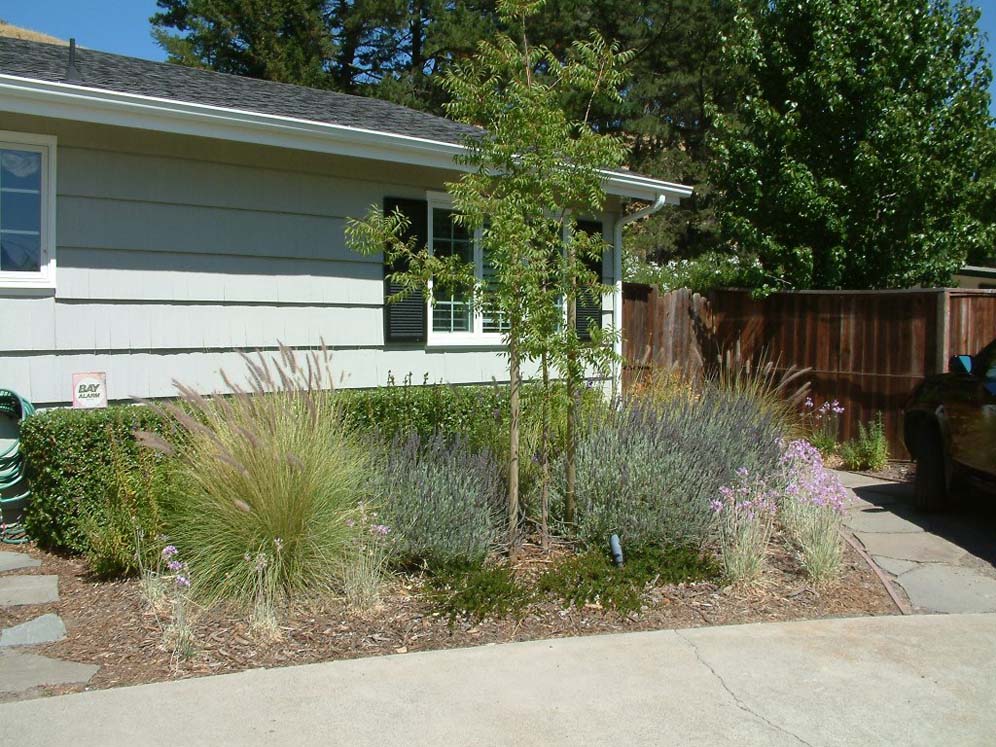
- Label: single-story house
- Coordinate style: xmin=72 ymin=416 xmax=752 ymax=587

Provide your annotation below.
xmin=0 ymin=36 xmax=691 ymax=406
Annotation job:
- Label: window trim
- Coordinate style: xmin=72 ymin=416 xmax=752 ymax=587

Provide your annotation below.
xmin=0 ymin=131 xmax=57 ymax=291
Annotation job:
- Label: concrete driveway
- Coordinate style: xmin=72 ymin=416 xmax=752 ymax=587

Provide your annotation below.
xmin=0 ymin=613 xmax=993 ymax=746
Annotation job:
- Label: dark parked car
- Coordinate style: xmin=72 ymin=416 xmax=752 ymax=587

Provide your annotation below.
xmin=904 ymin=337 xmax=996 ymax=509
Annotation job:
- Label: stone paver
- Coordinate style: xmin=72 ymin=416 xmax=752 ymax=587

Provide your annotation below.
xmin=854 ymin=531 xmax=968 ymax=564
xmin=872 ymin=555 xmax=919 ymax=576
xmin=846 ymin=507 xmax=924 ymax=534
xmin=1 ymin=614 xmax=67 ymax=648
xmin=0 ymin=576 xmax=59 ymax=606
xmin=0 ymin=552 xmax=41 ymax=573
xmin=0 ymin=651 xmax=99 ymax=695
xmin=834 ymin=471 xmax=897 ymax=490
xmin=897 ymin=565 xmax=996 ymax=614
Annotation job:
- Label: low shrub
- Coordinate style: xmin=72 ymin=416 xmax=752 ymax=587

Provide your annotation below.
xmin=78 ymin=431 xmax=174 ymax=578
xmin=426 ymin=562 xmax=532 ymax=622
xmin=162 ymin=347 xmax=375 ymax=612
xmin=780 ymin=440 xmax=848 ymax=584
xmin=20 ymin=405 xmax=174 ymax=553
xmin=557 ymin=384 xmax=785 ymax=551
xmin=839 ymin=413 xmax=889 ymax=471
xmin=537 ymin=545 xmax=719 ymax=613
xmin=338 ymin=373 xmax=507 ymax=448
xmin=711 ymin=467 xmax=778 ymax=585
xmin=378 ymin=433 xmax=503 ymax=568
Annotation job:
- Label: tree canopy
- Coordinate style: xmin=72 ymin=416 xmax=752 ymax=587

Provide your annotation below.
xmin=712 ymin=0 xmax=995 ymax=291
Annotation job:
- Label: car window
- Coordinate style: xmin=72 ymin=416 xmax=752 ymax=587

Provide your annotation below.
xmin=975 ymin=339 xmax=996 ymax=379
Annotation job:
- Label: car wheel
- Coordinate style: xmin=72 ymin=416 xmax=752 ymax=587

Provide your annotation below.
xmin=913 ymin=425 xmax=947 ymax=512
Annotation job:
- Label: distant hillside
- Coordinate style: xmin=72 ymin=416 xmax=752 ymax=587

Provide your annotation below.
xmin=0 ymin=20 xmax=66 ymax=45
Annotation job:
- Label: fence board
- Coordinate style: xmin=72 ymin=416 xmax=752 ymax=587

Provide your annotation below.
xmin=622 ymin=285 xmax=996 ymax=458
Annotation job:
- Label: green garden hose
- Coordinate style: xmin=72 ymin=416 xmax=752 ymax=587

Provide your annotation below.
xmin=0 ymin=389 xmax=35 ymax=545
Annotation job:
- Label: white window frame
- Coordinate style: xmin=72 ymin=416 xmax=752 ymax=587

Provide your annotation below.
xmin=0 ymin=131 xmax=57 ymax=291
xmin=426 ymin=192 xmax=506 ymax=348
xmin=424 ymin=191 xmax=613 ymax=348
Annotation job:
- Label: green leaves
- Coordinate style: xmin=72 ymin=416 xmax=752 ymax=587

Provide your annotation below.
xmin=712 ymin=0 xmax=995 ymax=291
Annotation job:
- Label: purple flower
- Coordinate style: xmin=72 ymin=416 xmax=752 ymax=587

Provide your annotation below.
xmin=175 ymin=575 xmax=191 ymax=588
xmin=167 ymin=559 xmax=184 ymax=572
xmin=709 ymin=499 xmax=723 ymax=513
xmin=370 ymin=524 xmax=390 ymax=536
xmin=162 ymin=545 xmax=178 ymax=559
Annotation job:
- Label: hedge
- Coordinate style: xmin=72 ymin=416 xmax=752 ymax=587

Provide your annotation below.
xmin=19 ymin=406 xmax=176 ymax=552
xmin=19 ymin=381 xmax=549 ymax=553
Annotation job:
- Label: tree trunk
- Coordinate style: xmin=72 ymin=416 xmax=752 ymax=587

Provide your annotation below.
xmin=565 ymin=251 xmax=578 ymax=526
xmin=539 ymin=352 xmax=551 ymax=549
xmin=508 ymin=341 xmax=521 ymax=546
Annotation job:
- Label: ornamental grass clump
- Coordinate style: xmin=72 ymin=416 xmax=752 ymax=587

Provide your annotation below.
xmin=711 ymin=467 xmax=778 ymax=585
xmin=378 ymin=433 xmax=503 ymax=569
xmin=779 ymin=440 xmax=848 ymax=584
xmin=152 ymin=345 xmax=373 ymax=613
xmin=559 ymin=384 xmax=784 ymax=551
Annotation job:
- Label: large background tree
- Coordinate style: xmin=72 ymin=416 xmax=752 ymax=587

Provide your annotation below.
xmin=712 ymin=0 xmax=995 ymax=291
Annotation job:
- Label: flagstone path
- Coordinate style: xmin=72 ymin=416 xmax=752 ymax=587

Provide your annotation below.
xmin=0 ymin=550 xmax=98 ymax=697
xmin=837 ymin=472 xmax=996 ymax=614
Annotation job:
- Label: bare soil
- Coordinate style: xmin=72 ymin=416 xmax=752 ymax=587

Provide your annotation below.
xmin=0 ymin=532 xmax=899 ymax=702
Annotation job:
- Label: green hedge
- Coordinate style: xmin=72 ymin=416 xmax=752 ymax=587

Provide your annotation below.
xmin=19 ymin=406 xmax=175 ymax=552
xmin=19 ymin=381 xmax=555 ymax=553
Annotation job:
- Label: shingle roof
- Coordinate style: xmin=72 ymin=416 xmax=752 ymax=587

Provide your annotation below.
xmin=0 ymin=36 xmax=479 ymax=144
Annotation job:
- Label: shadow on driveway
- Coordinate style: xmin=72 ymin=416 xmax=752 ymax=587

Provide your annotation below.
xmin=851 ymin=478 xmax=996 ymax=572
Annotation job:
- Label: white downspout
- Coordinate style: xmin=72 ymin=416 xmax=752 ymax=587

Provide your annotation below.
xmin=611 ymin=194 xmax=668 ymax=399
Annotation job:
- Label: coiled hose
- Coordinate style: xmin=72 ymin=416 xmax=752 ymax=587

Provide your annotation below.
xmin=0 ymin=389 xmax=34 ymax=545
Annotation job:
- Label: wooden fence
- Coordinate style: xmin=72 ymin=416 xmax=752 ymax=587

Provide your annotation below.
xmin=622 ymin=284 xmax=996 ymax=457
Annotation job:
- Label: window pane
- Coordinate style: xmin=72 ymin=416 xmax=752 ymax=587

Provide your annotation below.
xmin=0 ymin=191 xmax=41 ymax=233
xmin=0 ymin=233 xmax=41 ymax=272
xmin=432 ymin=208 xmax=473 ymax=333
xmin=481 ymin=247 xmax=510 ymax=333
xmin=0 ymin=150 xmax=41 ymax=191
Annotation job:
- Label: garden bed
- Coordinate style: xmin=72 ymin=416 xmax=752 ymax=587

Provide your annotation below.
xmin=1 ymin=533 xmax=899 ymax=702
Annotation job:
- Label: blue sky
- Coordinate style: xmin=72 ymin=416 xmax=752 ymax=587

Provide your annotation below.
xmin=4 ymin=0 xmax=996 ymax=115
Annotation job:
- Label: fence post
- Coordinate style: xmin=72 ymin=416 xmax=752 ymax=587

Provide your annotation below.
xmin=934 ymin=289 xmax=950 ymax=375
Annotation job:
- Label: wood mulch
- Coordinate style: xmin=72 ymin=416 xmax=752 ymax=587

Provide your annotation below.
xmin=0 ymin=529 xmax=901 ymax=702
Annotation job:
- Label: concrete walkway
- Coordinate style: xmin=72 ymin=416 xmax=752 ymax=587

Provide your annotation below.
xmin=838 ymin=472 xmax=996 ymax=614
xmin=0 ymin=613 xmax=992 ymax=746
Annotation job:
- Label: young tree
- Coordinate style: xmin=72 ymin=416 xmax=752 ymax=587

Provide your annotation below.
xmin=347 ymin=0 xmax=628 ymax=543
xmin=712 ymin=0 xmax=995 ymax=291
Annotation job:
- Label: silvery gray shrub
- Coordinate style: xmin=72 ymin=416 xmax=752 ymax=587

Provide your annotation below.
xmin=555 ymin=385 xmax=785 ymax=550
xmin=378 ymin=433 xmax=504 ymax=567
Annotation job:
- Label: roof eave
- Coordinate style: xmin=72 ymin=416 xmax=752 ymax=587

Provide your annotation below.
xmin=0 ymin=73 xmax=693 ymax=203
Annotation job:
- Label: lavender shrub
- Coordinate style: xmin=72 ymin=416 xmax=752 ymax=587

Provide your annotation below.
xmin=378 ymin=433 xmax=503 ymax=568
xmin=558 ymin=384 xmax=785 ymax=551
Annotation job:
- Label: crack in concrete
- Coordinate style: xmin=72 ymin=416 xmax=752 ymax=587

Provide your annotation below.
xmin=675 ymin=630 xmax=813 ymax=747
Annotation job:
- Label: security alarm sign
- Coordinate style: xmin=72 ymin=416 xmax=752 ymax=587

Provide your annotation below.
xmin=72 ymin=372 xmax=107 ymax=409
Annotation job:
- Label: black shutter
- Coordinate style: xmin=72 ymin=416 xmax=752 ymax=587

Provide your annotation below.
xmin=575 ymin=220 xmax=605 ymax=341
xmin=383 ymin=197 xmax=428 ymax=343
